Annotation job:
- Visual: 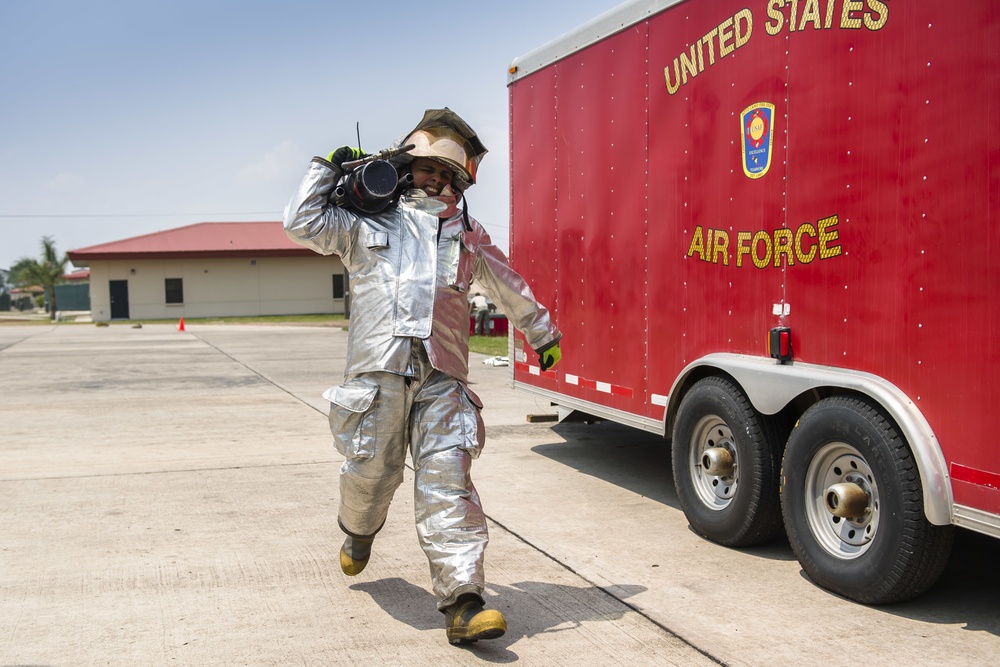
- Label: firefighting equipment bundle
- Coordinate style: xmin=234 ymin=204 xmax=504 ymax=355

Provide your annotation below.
xmin=325 ymin=144 xmax=416 ymax=214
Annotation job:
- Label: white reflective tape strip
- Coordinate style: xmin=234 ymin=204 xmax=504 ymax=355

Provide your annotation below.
xmin=554 ymin=372 xmax=634 ymax=398
xmin=651 ymin=394 xmax=669 ymax=407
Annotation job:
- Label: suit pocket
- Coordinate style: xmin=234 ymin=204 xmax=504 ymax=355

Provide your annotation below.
xmin=324 ymin=382 xmax=379 ymax=459
xmin=457 ymin=384 xmax=486 ymax=459
xmin=365 ymin=229 xmax=389 ymax=249
xmin=443 ymin=232 xmax=477 ymax=293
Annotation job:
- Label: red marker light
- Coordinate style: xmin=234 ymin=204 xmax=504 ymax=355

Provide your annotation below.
xmin=768 ymin=327 xmax=793 ymax=364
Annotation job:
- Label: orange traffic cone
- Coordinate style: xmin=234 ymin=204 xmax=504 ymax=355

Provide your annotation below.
xmin=177 ymin=317 xmax=186 ymax=332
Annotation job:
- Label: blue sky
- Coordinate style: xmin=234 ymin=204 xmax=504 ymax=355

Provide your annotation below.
xmin=0 ymin=0 xmax=617 ymax=271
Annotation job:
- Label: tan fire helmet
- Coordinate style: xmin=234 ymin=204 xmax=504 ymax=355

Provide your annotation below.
xmin=399 ymin=108 xmax=488 ymax=189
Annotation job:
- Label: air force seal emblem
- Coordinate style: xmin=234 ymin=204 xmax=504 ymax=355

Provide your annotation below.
xmin=741 ymin=103 xmax=775 ymax=179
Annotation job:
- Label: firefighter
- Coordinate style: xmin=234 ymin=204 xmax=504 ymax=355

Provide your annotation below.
xmin=283 ymin=108 xmax=562 ymax=645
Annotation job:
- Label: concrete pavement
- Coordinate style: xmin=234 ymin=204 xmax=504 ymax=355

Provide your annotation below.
xmin=2 ymin=323 xmax=998 ymax=666
xmin=0 ymin=324 xmax=714 ymax=667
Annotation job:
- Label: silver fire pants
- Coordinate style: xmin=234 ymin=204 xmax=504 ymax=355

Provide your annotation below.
xmin=326 ymin=344 xmax=488 ymax=610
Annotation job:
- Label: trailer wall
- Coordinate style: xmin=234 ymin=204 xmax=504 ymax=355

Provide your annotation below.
xmin=508 ymin=1 xmax=1000 ymax=517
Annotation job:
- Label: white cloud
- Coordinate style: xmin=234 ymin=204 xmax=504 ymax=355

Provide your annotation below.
xmin=237 ymin=140 xmax=302 ymax=185
xmin=45 ymin=171 xmax=88 ymax=195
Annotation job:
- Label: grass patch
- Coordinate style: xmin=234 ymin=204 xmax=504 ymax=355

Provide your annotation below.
xmin=468 ymin=335 xmax=509 ymax=357
xmin=185 ymin=313 xmax=350 ymax=326
xmin=101 ymin=313 xmax=350 ymax=327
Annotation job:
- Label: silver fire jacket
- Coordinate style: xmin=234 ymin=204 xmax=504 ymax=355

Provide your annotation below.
xmin=284 ymin=158 xmax=561 ymax=383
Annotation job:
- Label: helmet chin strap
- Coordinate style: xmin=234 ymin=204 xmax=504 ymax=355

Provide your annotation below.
xmin=461 ymin=195 xmax=471 ymax=231
xmin=444 ymin=184 xmax=473 ymax=230
xmin=436 ymin=196 xmax=472 ymax=243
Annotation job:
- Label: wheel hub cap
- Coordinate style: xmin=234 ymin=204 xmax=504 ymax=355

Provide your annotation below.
xmin=690 ymin=416 xmax=738 ymax=509
xmin=805 ymin=443 xmax=880 ymax=556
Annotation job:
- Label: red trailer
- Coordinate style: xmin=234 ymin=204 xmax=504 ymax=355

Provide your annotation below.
xmin=507 ymin=0 xmax=999 ymax=603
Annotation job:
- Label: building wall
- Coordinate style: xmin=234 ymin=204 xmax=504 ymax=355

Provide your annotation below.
xmin=87 ymin=255 xmax=346 ymax=321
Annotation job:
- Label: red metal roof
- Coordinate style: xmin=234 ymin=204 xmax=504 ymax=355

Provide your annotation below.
xmin=67 ymin=222 xmax=313 ymax=263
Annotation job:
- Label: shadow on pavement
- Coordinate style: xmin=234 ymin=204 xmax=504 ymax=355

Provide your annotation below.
xmin=854 ymin=529 xmax=1000 ymax=637
xmin=350 ymin=577 xmax=518 ymax=661
xmin=351 ymin=576 xmax=651 ymax=659
xmin=493 ymin=580 xmax=648 ymax=639
xmin=516 ymin=420 xmax=1000 ymax=636
xmin=533 ymin=421 xmax=800 ymax=564
xmin=349 ymin=577 xmax=440 ymax=632
xmin=531 ymin=421 xmax=677 ymax=507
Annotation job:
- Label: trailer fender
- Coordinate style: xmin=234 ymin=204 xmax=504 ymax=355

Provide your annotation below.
xmin=665 ymin=353 xmax=953 ymax=526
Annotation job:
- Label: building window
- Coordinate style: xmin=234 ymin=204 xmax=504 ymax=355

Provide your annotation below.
xmin=332 ymin=274 xmax=345 ymax=299
xmin=165 ymin=278 xmax=184 ymax=304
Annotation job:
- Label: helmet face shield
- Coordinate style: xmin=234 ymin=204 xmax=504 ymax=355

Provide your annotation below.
xmin=404 ymin=127 xmax=477 ymax=186
xmin=393 ymin=108 xmax=488 ymax=190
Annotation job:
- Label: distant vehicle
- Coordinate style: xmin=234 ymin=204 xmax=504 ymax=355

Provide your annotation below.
xmin=507 ymin=0 xmax=999 ymax=603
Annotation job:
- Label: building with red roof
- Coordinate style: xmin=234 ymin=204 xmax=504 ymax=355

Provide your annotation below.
xmin=68 ymin=222 xmax=346 ymax=321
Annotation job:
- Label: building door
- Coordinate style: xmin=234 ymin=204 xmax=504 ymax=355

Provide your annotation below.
xmin=109 ymin=280 xmax=129 ymax=319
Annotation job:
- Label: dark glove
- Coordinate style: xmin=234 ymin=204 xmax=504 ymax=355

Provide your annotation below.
xmin=326 ymin=146 xmax=367 ymax=169
xmin=536 ymin=339 xmax=562 ymax=372
xmin=324 ymin=146 xmax=367 ymax=182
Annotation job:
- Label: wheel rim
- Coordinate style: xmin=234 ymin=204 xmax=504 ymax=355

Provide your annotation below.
xmin=804 ymin=442 xmax=880 ymax=559
xmin=688 ymin=415 xmax=738 ymax=510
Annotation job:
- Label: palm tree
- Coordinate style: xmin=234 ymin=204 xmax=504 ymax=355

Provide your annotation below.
xmin=8 ymin=236 xmax=68 ymax=319
xmin=0 ymin=268 xmax=9 ymax=311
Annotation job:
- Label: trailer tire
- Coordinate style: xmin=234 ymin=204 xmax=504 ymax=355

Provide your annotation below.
xmin=671 ymin=377 xmax=785 ymax=547
xmin=780 ymin=397 xmax=954 ymax=604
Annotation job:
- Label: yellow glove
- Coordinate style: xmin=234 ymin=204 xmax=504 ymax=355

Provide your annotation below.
xmin=537 ymin=340 xmax=562 ymax=371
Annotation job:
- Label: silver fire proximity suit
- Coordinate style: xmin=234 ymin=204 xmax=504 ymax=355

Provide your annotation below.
xmin=283 ymin=157 xmax=561 ymax=609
